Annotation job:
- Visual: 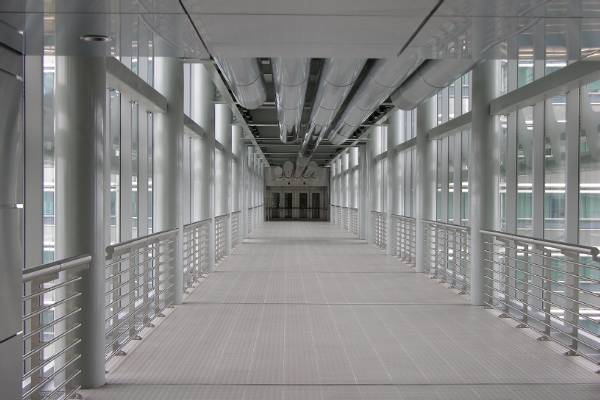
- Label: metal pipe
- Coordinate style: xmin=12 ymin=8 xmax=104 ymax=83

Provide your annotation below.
xmin=295 ymin=59 xmax=366 ymax=175
xmin=214 ymin=57 xmax=266 ymax=110
xmin=328 ymin=56 xmax=422 ymax=145
xmin=272 ymin=58 xmax=310 ymax=143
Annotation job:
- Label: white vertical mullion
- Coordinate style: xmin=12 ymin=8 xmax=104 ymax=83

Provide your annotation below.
xmin=532 ymin=101 xmax=545 ymax=239
xmin=120 ymin=95 xmax=133 ymax=241
xmin=441 ymin=136 xmax=449 ymax=222
xmin=565 ymin=89 xmax=580 ymax=243
xmin=138 ymin=108 xmax=148 ymax=236
xmin=453 ymin=134 xmax=461 ymax=225
xmin=506 ymin=112 xmax=518 ymax=234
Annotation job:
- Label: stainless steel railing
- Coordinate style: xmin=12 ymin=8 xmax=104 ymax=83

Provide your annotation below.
xmin=183 ymin=219 xmax=210 ymax=290
xmin=424 ymin=220 xmax=471 ymax=294
xmin=22 ymin=254 xmax=91 ymax=400
xmin=371 ymin=211 xmax=387 ymax=250
xmin=231 ymin=211 xmax=241 ymax=247
xmin=215 ymin=214 xmax=227 ymax=263
xmin=350 ymin=207 xmax=359 ymax=236
xmin=481 ymin=229 xmax=600 ymax=363
xmin=104 ymin=228 xmax=177 ymax=361
xmin=342 ymin=207 xmax=349 ymax=231
xmin=392 ymin=215 xmax=416 ymax=265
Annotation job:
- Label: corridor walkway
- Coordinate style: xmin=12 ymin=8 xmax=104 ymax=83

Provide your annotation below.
xmin=85 ymin=222 xmax=600 ymax=399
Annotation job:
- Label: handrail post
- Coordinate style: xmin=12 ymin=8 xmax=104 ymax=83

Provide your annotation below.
xmin=563 ymin=250 xmax=579 ymax=354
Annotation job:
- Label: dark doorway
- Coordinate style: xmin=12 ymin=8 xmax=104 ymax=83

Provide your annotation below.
xmin=285 ymin=193 xmax=293 ymax=218
xmin=299 ymin=192 xmax=308 ymax=219
xmin=311 ymin=193 xmax=320 ymax=219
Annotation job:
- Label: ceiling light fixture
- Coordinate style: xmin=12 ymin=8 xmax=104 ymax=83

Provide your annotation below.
xmin=80 ymin=34 xmax=111 ymax=43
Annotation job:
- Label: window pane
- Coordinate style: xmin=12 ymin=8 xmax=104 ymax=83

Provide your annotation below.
xmin=43 ymin=55 xmax=56 ymax=261
xmin=148 ymin=112 xmax=154 ymax=234
xmin=131 ymin=102 xmax=139 ymax=238
xmin=448 ymin=135 xmax=455 ymax=223
xmin=544 ymin=96 xmax=566 ymax=241
xmin=545 ymin=21 xmax=568 ymax=75
xmin=580 ymin=80 xmax=600 ymax=248
xmin=496 ymin=115 xmax=508 ymax=231
xmin=461 ymin=129 xmax=470 ymax=226
xmin=109 ymin=89 xmax=121 ymax=244
xmin=517 ymin=106 xmax=534 ymax=236
xmin=518 ymin=31 xmax=534 ymax=87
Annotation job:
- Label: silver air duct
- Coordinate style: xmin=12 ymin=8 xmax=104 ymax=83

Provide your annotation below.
xmin=328 ymin=55 xmax=421 ymax=146
xmin=295 ymin=58 xmax=366 ymax=176
xmin=272 ymin=58 xmax=310 ymax=143
xmin=391 ymin=59 xmax=474 ymax=110
xmin=214 ymin=57 xmax=266 ymax=110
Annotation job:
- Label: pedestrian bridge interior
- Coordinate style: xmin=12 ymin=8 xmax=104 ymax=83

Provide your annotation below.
xmin=1 ymin=1 xmax=600 ymax=399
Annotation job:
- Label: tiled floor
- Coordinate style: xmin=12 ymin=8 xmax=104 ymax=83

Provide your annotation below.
xmin=84 ymin=222 xmax=600 ymax=399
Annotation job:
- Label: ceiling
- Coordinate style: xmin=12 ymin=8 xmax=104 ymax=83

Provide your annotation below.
xmin=2 ymin=0 xmax=600 ymax=166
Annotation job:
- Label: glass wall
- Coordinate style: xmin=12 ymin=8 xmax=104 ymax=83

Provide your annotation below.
xmin=580 ymin=80 xmax=600 ymax=249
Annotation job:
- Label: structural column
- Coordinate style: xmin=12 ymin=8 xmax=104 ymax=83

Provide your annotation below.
xmin=469 ymin=61 xmax=496 ymax=306
xmin=387 ymin=111 xmax=403 ymax=255
xmin=54 ymin=55 xmax=107 ymax=388
xmin=215 ymin=103 xmax=232 ymax=255
xmin=190 ymin=64 xmax=215 ymax=271
xmin=358 ymin=143 xmax=368 ymax=239
xmin=154 ymin=56 xmax=184 ymax=304
xmin=415 ymin=98 xmax=435 ymax=273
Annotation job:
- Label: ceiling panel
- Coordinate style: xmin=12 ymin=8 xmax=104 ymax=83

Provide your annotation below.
xmin=185 ymin=0 xmax=438 ymax=58
xmin=182 ymin=0 xmax=435 ymax=16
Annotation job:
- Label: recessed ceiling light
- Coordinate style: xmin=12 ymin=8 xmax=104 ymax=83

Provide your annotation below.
xmin=80 ymin=34 xmax=111 ymax=43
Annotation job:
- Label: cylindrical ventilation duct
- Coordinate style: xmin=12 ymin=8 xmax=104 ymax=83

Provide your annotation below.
xmin=328 ymin=55 xmax=422 ymax=145
xmin=272 ymin=58 xmax=310 ymax=143
xmin=391 ymin=59 xmax=474 ymax=110
xmin=214 ymin=57 xmax=266 ymax=109
xmin=294 ymin=58 xmax=366 ymax=176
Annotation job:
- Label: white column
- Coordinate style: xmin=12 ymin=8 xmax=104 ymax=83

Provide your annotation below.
xmin=190 ymin=64 xmax=215 ymax=270
xmin=215 ymin=104 xmax=232 ymax=256
xmin=154 ymin=56 xmax=184 ymax=304
xmin=358 ymin=143 xmax=368 ymax=239
xmin=415 ymin=97 xmax=435 ymax=273
xmin=387 ymin=111 xmax=403 ymax=255
xmin=54 ymin=56 xmax=107 ymax=388
xmin=470 ymin=61 xmax=496 ymax=305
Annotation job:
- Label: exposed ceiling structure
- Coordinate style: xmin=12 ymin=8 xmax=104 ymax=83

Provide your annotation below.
xmin=2 ymin=0 xmax=600 ymax=168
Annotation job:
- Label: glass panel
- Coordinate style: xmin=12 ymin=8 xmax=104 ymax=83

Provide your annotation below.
xmin=580 ymin=80 xmax=600 ymax=248
xmin=517 ymin=106 xmax=534 ymax=236
xmin=544 ymin=95 xmax=566 ymax=241
xmin=43 ymin=54 xmax=56 ymax=262
xmin=518 ymin=31 xmax=534 ymax=87
xmin=496 ymin=115 xmax=508 ymax=231
xmin=448 ymin=81 xmax=455 ymax=119
xmin=545 ymin=21 xmax=568 ymax=75
xmin=148 ymin=112 xmax=153 ymax=234
xmin=460 ymin=129 xmax=470 ymax=226
xmin=411 ymin=148 xmax=416 ymax=217
xmin=436 ymin=140 xmax=443 ymax=220
xmin=131 ymin=102 xmax=139 ymax=239
xmin=448 ymin=135 xmax=455 ymax=223
xmin=461 ymin=72 xmax=471 ymax=113
xmin=109 ymin=89 xmax=121 ymax=244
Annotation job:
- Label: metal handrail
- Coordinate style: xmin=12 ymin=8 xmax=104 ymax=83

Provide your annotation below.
xmin=184 ymin=218 xmax=211 ymax=229
xmin=22 ymin=254 xmax=91 ymax=282
xmin=481 ymin=228 xmax=599 ymax=259
xmin=104 ymin=230 xmax=177 ymax=361
xmin=391 ymin=214 xmax=416 ymax=265
xmin=22 ymin=254 xmax=91 ymax=400
xmin=424 ymin=218 xmax=470 ymax=232
xmin=423 ymin=219 xmax=471 ymax=293
xmin=481 ymin=229 xmax=600 ymax=363
xmin=106 ymin=228 xmax=178 ymax=258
